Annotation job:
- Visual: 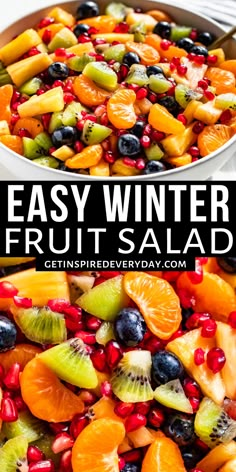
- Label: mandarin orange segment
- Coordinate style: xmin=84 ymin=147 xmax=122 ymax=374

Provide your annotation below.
xmin=65 ymin=144 xmax=103 ymax=169
xmin=37 ymin=23 xmax=64 ymax=39
xmin=78 ymin=15 xmax=116 ymax=33
xmin=148 ymin=103 xmax=185 ymax=134
xmin=123 ymin=272 xmax=181 ymax=339
xmin=205 ymin=67 xmax=236 ymax=94
xmin=73 ymin=74 xmax=111 ymax=106
xmin=107 ymin=88 xmax=136 ymax=129
xmin=0 ymin=84 xmax=14 ymax=123
xmin=20 ymin=357 xmax=84 ymax=422
xmin=71 ymin=418 xmax=125 ymax=472
xmin=159 ymin=44 xmax=187 ymax=61
xmin=89 ymin=157 xmax=110 ymax=176
xmin=197 ymin=441 xmax=236 ymax=472
xmin=198 ymin=124 xmax=233 ymax=157
xmin=219 ymin=458 xmax=236 ymax=472
xmin=13 ymin=117 xmax=44 ymax=138
xmin=0 ymin=135 xmax=23 ymax=155
xmin=126 ymin=41 xmax=160 ymax=66
xmin=90 ymin=396 xmax=124 ymax=422
xmin=220 ymin=59 xmax=236 ymax=75
xmin=0 ymin=344 xmax=42 ymax=374
xmin=141 ymin=437 xmax=187 ymax=472
xmin=146 ymin=10 xmax=172 ymax=22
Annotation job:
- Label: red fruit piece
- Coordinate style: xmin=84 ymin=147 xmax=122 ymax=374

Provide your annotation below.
xmin=125 ymin=413 xmax=147 ymax=432
xmin=206 ymin=347 xmax=226 ymax=373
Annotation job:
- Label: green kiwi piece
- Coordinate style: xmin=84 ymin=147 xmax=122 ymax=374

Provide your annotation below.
xmin=194 ymin=397 xmax=236 ymax=448
xmin=144 ymin=142 xmax=164 ymax=161
xmin=154 ymin=379 xmax=193 ymax=414
xmin=34 ymin=132 xmax=52 ymax=152
xmin=83 ymin=62 xmax=118 ymax=91
xmin=0 ymin=69 xmax=12 ymax=85
xmin=0 ymin=436 xmax=28 ymax=472
xmin=23 ymin=137 xmax=43 ymax=159
xmin=39 ymin=337 xmax=98 ymax=388
xmin=82 ymin=120 xmax=112 ymax=145
xmin=68 ymin=274 xmax=95 ymax=303
xmin=95 ymin=321 xmax=115 ymax=345
xmin=175 ymin=83 xmax=202 ymax=108
xmin=130 ymin=22 xmax=147 ymax=34
xmin=105 ymin=2 xmax=130 ymax=21
xmin=2 ymin=410 xmax=45 ymax=443
xmin=170 ymin=26 xmax=192 ymax=42
xmin=149 ymin=74 xmax=172 ymax=93
xmin=13 ymin=305 xmax=66 ymax=344
xmin=62 ymin=101 xmax=86 ymax=127
xmin=19 ymin=77 xmax=43 ymax=96
xmin=47 ymin=28 xmax=77 ymax=52
xmin=133 ymin=31 xmax=145 ymax=43
xmin=32 ymin=433 xmax=61 ymax=467
xmin=33 ymin=156 xmax=59 ymax=168
xmin=77 ymin=275 xmax=129 ymax=321
xmin=67 ymin=54 xmax=95 ymax=72
xmin=215 ymin=93 xmax=236 ymax=110
xmin=111 ymin=350 xmax=153 ymax=402
xmin=48 ymin=111 xmax=64 ymax=134
xmin=125 ymin=64 xmax=149 ymax=86
xmin=104 ymin=44 xmax=126 ymax=63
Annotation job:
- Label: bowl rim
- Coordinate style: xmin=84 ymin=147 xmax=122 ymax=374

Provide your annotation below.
xmin=1 ymin=0 xmax=236 ymax=180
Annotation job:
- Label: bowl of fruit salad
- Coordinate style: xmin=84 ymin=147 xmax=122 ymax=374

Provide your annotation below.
xmin=1 ymin=257 xmax=236 ymax=471
xmin=0 ymin=0 xmax=236 ymax=180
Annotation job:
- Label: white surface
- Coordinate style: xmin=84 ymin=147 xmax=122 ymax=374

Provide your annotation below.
xmin=0 ymin=0 xmax=236 ymax=180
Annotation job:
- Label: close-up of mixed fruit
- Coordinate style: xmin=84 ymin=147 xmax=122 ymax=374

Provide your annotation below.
xmin=1 ymin=2 xmax=236 ymax=176
xmin=1 ymin=258 xmax=236 ymax=470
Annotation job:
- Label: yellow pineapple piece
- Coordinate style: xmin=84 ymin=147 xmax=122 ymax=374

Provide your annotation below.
xmin=161 ymin=123 xmax=196 ymax=156
xmin=91 ymin=33 xmax=134 ymax=44
xmin=193 ymin=99 xmax=222 ymax=125
xmin=38 ymin=23 xmax=64 ymax=39
xmin=48 ymin=27 xmax=77 ymax=53
xmin=164 ymin=153 xmax=192 ymax=167
xmin=219 ymin=458 xmax=236 ymax=472
xmin=208 ymin=48 xmax=225 ymax=66
xmin=0 ymin=29 xmax=42 ymax=66
xmin=183 ymin=100 xmax=202 ymax=124
xmin=50 ymin=42 xmax=95 ymax=62
xmin=197 ymin=441 xmax=236 ymax=472
xmin=48 ymin=7 xmax=75 ymax=27
xmin=0 ymin=257 xmax=35 ymax=267
xmin=111 ymin=158 xmax=141 ymax=176
xmin=52 ymin=145 xmax=75 ymax=161
xmin=0 ymin=120 xmax=10 ymax=135
xmin=18 ymin=87 xmax=64 ymax=118
xmin=7 ymin=53 xmax=52 ymax=87
xmin=90 ymin=158 xmax=110 ymax=176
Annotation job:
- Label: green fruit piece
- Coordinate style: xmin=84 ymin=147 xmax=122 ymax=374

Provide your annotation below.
xmin=149 ymin=74 xmax=172 ymax=93
xmin=48 ymin=111 xmax=64 ymax=133
xmin=0 ymin=68 xmax=12 ymax=85
xmin=133 ymin=31 xmax=145 ymax=43
xmin=82 ymin=119 xmax=112 ymax=145
xmin=48 ymin=27 xmax=77 ymax=52
xmin=170 ymin=26 xmax=192 ymax=42
xmin=13 ymin=305 xmax=66 ymax=344
xmin=67 ymin=54 xmax=95 ymax=72
xmin=145 ymin=142 xmax=164 ymax=160
xmin=83 ymin=61 xmax=118 ymax=91
xmin=2 ymin=410 xmax=45 ymax=443
xmin=33 ymin=156 xmax=59 ymax=168
xmin=105 ymin=2 xmax=129 ymax=21
xmin=19 ymin=77 xmax=43 ymax=96
xmin=95 ymin=321 xmax=115 ymax=345
xmin=130 ymin=22 xmax=147 ymax=34
xmin=23 ymin=137 xmax=43 ymax=159
xmin=0 ymin=436 xmax=28 ymax=472
xmin=153 ymin=379 xmax=193 ymax=414
xmin=215 ymin=93 xmax=236 ymax=110
xmin=104 ymin=44 xmax=126 ymax=63
xmin=39 ymin=337 xmax=98 ymax=388
xmin=34 ymin=132 xmax=52 ymax=151
xmin=68 ymin=274 xmax=95 ymax=303
xmin=111 ymin=350 xmax=153 ymax=402
xmin=194 ymin=397 xmax=236 ymax=448
xmin=77 ymin=275 xmax=129 ymax=321
xmin=175 ymin=83 xmax=202 ymax=108
xmin=32 ymin=433 xmax=61 ymax=466
xmin=125 ymin=64 xmax=149 ymax=86
xmin=62 ymin=101 xmax=87 ymax=127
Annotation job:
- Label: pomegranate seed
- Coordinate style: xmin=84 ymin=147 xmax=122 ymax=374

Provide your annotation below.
xmin=0 ymin=281 xmax=18 ymax=298
xmin=143 ymin=124 xmax=152 ymax=136
xmin=64 ymin=92 xmax=75 ymax=104
xmin=140 ymin=135 xmax=151 ymax=148
xmin=194 ymin=55 xmax=206 ymax=65
xmin=105 ymin=340 xmax=123 ymax=368
xmin=0 ymin=397 xmax=18 ymax=421
xmin=167 ymin=329 xmax=185 ymax=342
xmin=78 ymin=389 xmax=97 ymax=405
xmin=101 ymin=380 xmax=112 ymax=396
xmin=187 ymin=258 xmax=203 ymax=283
xmin=54 ymin=48 xmax=67 ymax=57
xmin=163 ymin=271 xmax=180 ymax=282
xmin=13 ymin=296 xmax=32 ymax=308
xmin=148 ymin=408 xmax=165 ymax=428
xmin=114 ymin=402 xmax=135 ymax=418
xmin=3 ymin=391 xmax=13 ymax=398
xmin=100 ymin=112 xmax=109 ymax=126
xmin=148 ymin=91 xmax=158 ymax=103
xmin=135 ymin=158 xmax=146 ymax=170
xmin=177 ymin=288 xmax=194 ymax=308
xmin=37 ymin=17 xmax=54 ymax=28
xmin=60 ymin=450 xmax=73 ymax=472
xmin=207 ymin=347 xmax=226 ymax=373
xmin=193 ymin=121 xmax=205 ymax=134
xmin=195 ymin=438 xmax=210 ymax=451
xmin=197 ymin=79 xmax=208 ymax=90
xmin=125 ymin=413 xmax=147 ymax=432
xmin=99 ymin=271 xmax=120 ymax=279
xmin=91 ymin=348 xmax=107 ymax=372
xmin=64 ymin=305 xmax=82 ymax=319
xmin=201 ymin=319 xmax=217 ymax=338
xmin=27 ymin=445 xmax=45 ymax=463
xmin=183 ymin=378 xmax=201 ymax=399
xmin=86 ymin=315 xmax=101 ymax=331
xmin=170 ymin=62 xmax=176 ymax=71
xmin=120 ymin=64 xmax=129 ymax=79
xmin=10 ymin=113 xmax=20 ymax=126
xmin=136 ymin=87 xmax=148 ymax=100
xmin=104 ymin=151 xmax=115 ymax=164
xmin=78 ymin=34 xmax=91 ymax=43
xmin=114 ymin=22 xmax=129 ymax=33
xmin=74 ymin=140 xmax=84 ymax=153
xmin=52 ymin=433 xmax=74 ymax=454
xmin=14 ymin=395 xmax=27 ymax=412
xmin=29 ymin=460 xmax=55 ymax=472
xmin=63 ymin=79 xmax=73 ymax=92
xmin=70 ymin=413 xmax=89 ymax=439
xmin=177 ymin=65 xmax=187 ymax=76
xmin=75 ymin=331 xmax=96 ymax=344
xmin=49 ymin=422 xmax=68 ymax=435
xmin=40 ymin=113 xmax=50 ymax=129
xmin=167 ymin=84 xmax=175 ymax=96
xmin=194 ymin=348 xmax=205 ymax=366
xmin=47 ymin=298 xmax=70 ymax=313
xmin=121 ymin=449 xmax=142 ymax=463
xmin=186 ymin=312 xmax=211 ymax=330
xmin=151 ymin=130 xmax=165 ymax=141
xmin=160 ymin=39 xmax=172 ymax=50
xmin=144 ymin=336 xmax=162 ymax=354
xmin=189 ymin=28 xmax=198 ymax=40
xmin=204 ymin=90 xmax=215 ymax=100
xmin=4 ymin=363 xmax=21 ymax=390
xmin=88 ymin=26 xmax=98 ymax=34
xmin=207 ymin=54 xmax=217 ymax=65
xmin=189 ymin=397 xmax=200 ymax=412
xmin=119 ymin=456 xmax=126 ymax=470
xmin=123 ymin=157 xmax=136 ymax=167
xmin=134 ymin=402 xmax=151 ymax=416
xmin=42 ymin=29 xmax=52 ymax=44
xmin=177 ymin=113 xmax=187 ymax=125
xmin=228 ymin=311 xmax=236 ymax=328
xmin=0 ymin=364 xmax=4 ymax=381
xmin=220 ymin=109 xmax=232 ymax=124
xmin=172 ymin=56 xmax=181 ymax=66
xmin=18 ymin=128 xmax=32 ymax=138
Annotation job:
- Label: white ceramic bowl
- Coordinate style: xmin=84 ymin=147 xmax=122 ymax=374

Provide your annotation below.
xmin=1 ymin=0 xmax=236 ymax=181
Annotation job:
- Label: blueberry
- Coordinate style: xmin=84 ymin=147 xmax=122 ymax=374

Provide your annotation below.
xmin=197 ymin=31 xmax=215 ymax=46
xmin=164 ymin=413 xmax=195 ymax=447
xmin=176 ymin=37 xmax=194 ymax=52
xmin=130 ymin=120 xmax=145 ymax=138
xmin=181 ymin=447 xmax=203 ymax=469
xmin=76 ymin=1 xmax=99 ymax=20
xmin=0 ymin=316 xmax=17 ymax=352
xmin=158 ymin=96 xmax=180 ymax=116
xmin=52 ymin=126 xmax=79 ymax=148
xmin=114 ymin=308 xmax=146 ymax=346
xmin=122 ymin=464 xmax=140 ymax=472
xmin=153 ymin=21 xmax=172 ymax=39
xmin=123 ymin=52 xmax=140 ymax=66
xmin=48 ymin=62 xmax=69 ymax=80
xmin=190 ymin=45 xmax=209 ymax=57
xmin=73 ymin=23 xmax=90 ymax=37
xmin=217 ymin=257 xmax=236 ymax=273
xmin=118 ymin=134 xmax=141 ymax=157
xmin=143 ymin=160 xmax=167 ymax=174
xmin=151 ymin=350 xmax=184 ymax=385
xmin=146 ymin=65 xmax=166 ymax=77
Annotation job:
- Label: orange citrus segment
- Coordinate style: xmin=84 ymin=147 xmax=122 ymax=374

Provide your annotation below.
xmin=0 ymin=343 xmax=42 ymax=374
xmin=73 ymin=74 xmax=111 ymax=106
xmin=141 ymin=437 xmax=187 ymax=472
xmin=148 ymin=103 xmax=185 ymax=134
xmin=78 ymin=16 xmax=116 ymax=33
xmin=90 ymin=396 xmax=124 ymax=422
xmin=0 ymin=84 xmax=14 ymax=123
xmin=21 ymin=357 xmax=84 ymax=422
xmin=197 ymin=441 xmax=236 ymax=472
xmin=220 ymin=60 xmax=236 ymax=75
xmin=146 ymin=10 xmax=172 ymax=22
xmin=107 ymin=88 xmax=136 ymax=129
xmin=198 ymin=124 xmax=233 ymax=157
xmin=0 ymin=135 xmax=23 ymax=155
xmin=205 ymin=67 xmax=236 ymax=94
xmin=89 ymin=157 xmax=110 ymax=176
xmin=71 ymin=418 xmax=125 ymax=472
xmin=13 ymin=117 xmax=44 ymax=138
xmin=65 ymin=144 xmax=103 ymax=169
xmin=126 ymin=41 xmax=160 ymax=65
xmin=123 ymin=272 xmax=182 ymax=339
xmin=37 ymin=23 xmax=64 ymax=39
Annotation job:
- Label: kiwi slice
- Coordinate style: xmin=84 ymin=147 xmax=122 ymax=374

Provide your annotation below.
xmin=68 ymin=274 xmax=95 ymax=303
xmin=111 ymin=350 xmax=154 ymax=402
xmin=62 ymin=101 xmax=87 ymax=127
xmin=23 ymin=137 xmax=43 ymax=159
xmin=77 ymin=275 xmax=129 ymax=321
xmin=0 ymin=436 xmax=28 ymax=472
xmin=175 ymin=83 xmax=202 ymax=108
xmin=83 ymin=62 xmax=118 ymax=91
xmin=144 ymin=142 xmax=164 ymax=161
xmin=32 ymin=156 xmax=59 ymax=168
xmin=154 ymin=379 xmax=193 ymax=414
xmin=105 ymin=2 xmax=130 ymax=21
xmin=67 ymin=54 xmax=95 ymax=73
xmin=34 ymin=132 xmax=52 ymax=152
xmin=48 ymin=27 xmax=77 ymax=52
xmin=38 ymin=337 xmax=98 ymax=388
xmin=104 ymin=44 xmax=126 ymax=63
xmin=194 ymin=397 xmax=236 ymax=448
xmin=13 ymin=305 xmax=66 ymax=344
xmin=19 ymin=77 xmax=43 ymax=96
xmin=125 ymin=64 xmax=149 ymax=87
xmin=170 ymin=26 xmax=192 ymax=42
xmin=48 ymin=111 xmax=64 ymax=134
xmin=82 ymin=120 xmax=112 ymax=145
xmin=149 ymin=74 xmax=172 ymax=93
xmin=215 ymin=93 xmax=236 ymax=111
xmin=2 ymin=410 xmax=45 ymax=443
xmin=95 ymin=321 xmax=115 ymax=345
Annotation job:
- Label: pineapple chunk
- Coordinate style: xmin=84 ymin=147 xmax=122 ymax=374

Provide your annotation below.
xmin=50 ymin=42 xmax=95 ymax=62
xmin=48 ymin=27 xmax=77 ymax=53
xmin=7 ymin=53 xmax=53 ymax=87
xmin=193 ymin=99 xmax=222 ymax=125
xmin=52 ymin=145 xmax=75 ymax=161
xmin=208 ymin=48 xmax=225 ymax=66
xmin=48 ymin=7 xmax=75 ymax=27
xmin=161 ymin=123 xmax=196 ymax=156
xmin=18 ymin=87 xmax=64 ymax=118
xmin=91 ymin=33 xmax=134 ymax=44
xmin=0 ymin=29 xmax=42 ymax=66
xmin=0 ymin=120 xmax=10 ymax=135
xmin=164 ymin=153 xmax=192 ymax=168
xmin=183 ymin=100 xmax=201 ymax=124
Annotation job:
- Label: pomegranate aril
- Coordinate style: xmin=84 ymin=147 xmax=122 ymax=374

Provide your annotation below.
xmin=135 ymin=158 xmax=146 ymax=170
xmin=42 ymin=29 xmax=52 ymax=44
xmin=91 ymin=348 xmax=107 ymax=372
xmin=4 ymin=363 xmax=21 ymax=390
xmin=114 ymin=402 xmax=135 ymax=418
xmin=207 ymin=347 xmax=226 ymax=373
xmin=0 ymin=397 xmax=18 ymax=422
xmin=189 ymin=397 xmax=200 ymax=412
xmin=177 ymin=65 xmax=187 ymax=76
xmin=204 ymin=89 xmax=215 ymax=100
xmin=18 ymin=128 xmax=32 ymax=138
xmin=228 ymin=311 xmax=236 ymax=328
xmin=47 ymin=298 xmax=70 ymax=313
xmin=64 ymin=305 xmax=82 ymax=319
xmin=0 ymin=364 xmax=4 ymax=381
xmin=193 ymin=121 xmax=205 ymax=134
xmin=194 ymin=348 xmax=205 ymax=366
xmin=86 ymin=315 xmax=102 ymax=331
xmin=28 ymin=460 xmax=55 ymax=472
xmin=119 ymin=456 xmax=126 ymax=470
xmin=41 ymin=113 xmax=51 ymax=130
xmin=186 ymin=312 xmax=211 ymax=330
xmin=144 ymin=336 xmax=162 ymax=354
xmin=177 ymin=288 xmax=194 ymax=309
xmin=114 ymin=22 xmax=129 ymax=33
xmin=189 ymin=146 xmax=200 ymax=157
xmin=123 ymin=157 xmax=136 ymax=167
xmin=38 ymin=17 xmax=54 ymax=28
xmin=207 ymin=54 xmax=217 ymax=65
xmin=0 ymin=281 xmax=18 ymax=298
xmin=49 ymin=422 xmax=68 ymax=435
xmin=148 ymin=91 xmax=158 ymax=103
xmin=134 ymin=401 xmax=151 ymax=416
xmin=121 ymin=449 xmax=142 ymax=463
xmin=183 ymin=378 xmax=201 ymax=399
xmin=194 ymin=55 xmax=206 ymax=65
xmin=66 ymin=319 xmax=84 ymax=333
xmin=201 ymin=319 xmax=217 ymax=338
xmin=52 ymin=433 xmax=74 ymax=454
xmin=27 ymin=446 xmax=45 ymax=463
xmin=60 ymin=450 xmax=73 ymax=472
xmin=105 ymin=340 xmax=123 ymax=368
xmin=148 ymin=408 xmax=165 ymax=428
xmin=177 ymin=113 xmax=187 ymax=125
xmin=187 ymin=259 xmax=203 ymax=283
xmin=14 ymin=395 xmax=27 ymax=412
xmin=160 ymin=39 xmax=172 ymax=50
xmin=220 ymin=109 xmax=232 ymax=124
xmin=70 ymin=413 xmax=89 ymax=439
xmin=136 ymin=87 xmax=148 ymax=100
xmin=120 ymin=64 xmax=129 ymax=79
xmin=75 ymin=330 xmax=96 ymax=344
xmin=13 ymin=296 xmax=33 ymax=308
xmin=101 ymin=380 xmax=112 ymax=397
xmin=140 ymin=135 xmax=151 ymax=148
xmin=104 ymin=151 xmax=115 ymax=164
xmin=151 ymin=130 xmax=165 ymax=141
xmin=78 ymin=389 xmax=97 ymax=405
xmin=125 ymin=413 xmax=147 ymax=432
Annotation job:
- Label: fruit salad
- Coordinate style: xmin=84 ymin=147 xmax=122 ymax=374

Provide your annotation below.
xmin=0 ymin=2 xmax=236 ymax=176
xmin=1 ymin=258 xmax=236 ymax=471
